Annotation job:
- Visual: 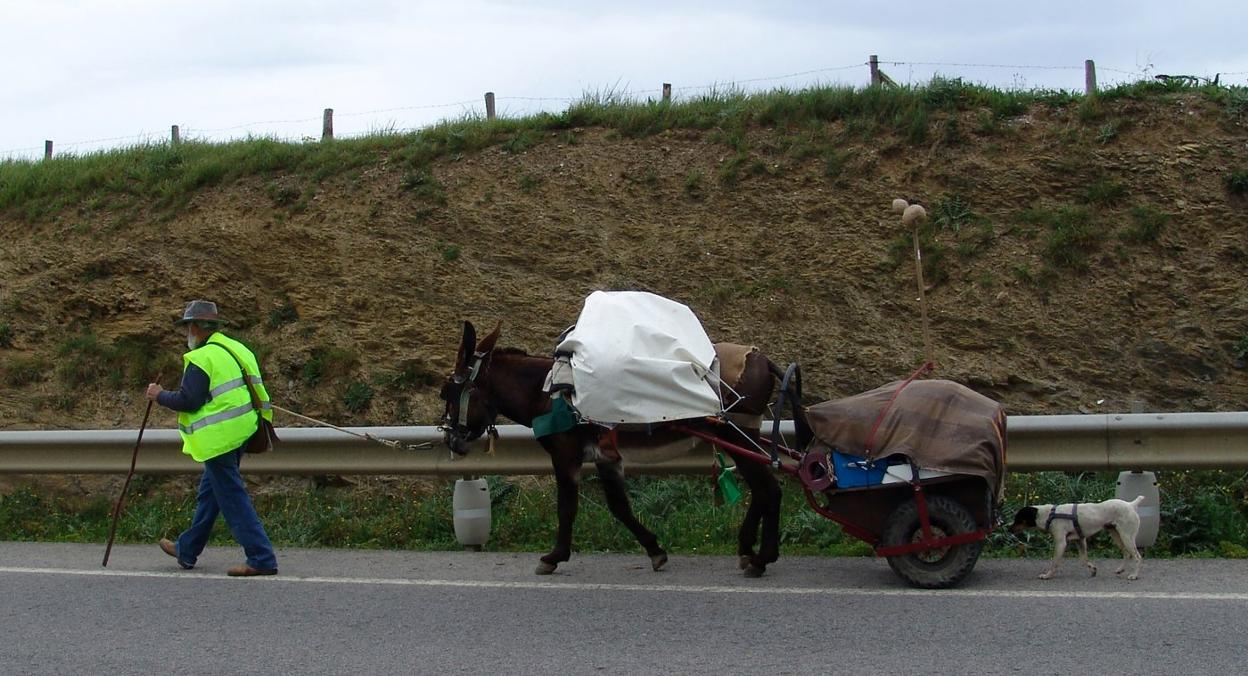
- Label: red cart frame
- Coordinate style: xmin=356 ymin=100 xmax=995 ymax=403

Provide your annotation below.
xmin=671 ymin=418 xmax=999 ymax=589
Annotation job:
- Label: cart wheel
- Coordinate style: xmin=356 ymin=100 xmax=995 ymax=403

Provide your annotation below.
xmin=881 ymin=494 xmax=983 ymax=589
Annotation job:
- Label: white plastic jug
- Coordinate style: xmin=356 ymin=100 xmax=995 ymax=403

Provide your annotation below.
xmin=1115 ymin=471 xmax=1160 ymax=548
xmin=452 ymin=478 xmax=491 ymax=549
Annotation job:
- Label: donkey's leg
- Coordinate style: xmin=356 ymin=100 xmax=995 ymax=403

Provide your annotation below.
xmin=537 ymin=441 xmax=582 ymax=575
xmin=596 ymin=461 xmax=668 ymax=571
xmin=735 ymin=458 xmax=781 ymax=578
xmin=733 ymin=457 xmax=764 ymax=569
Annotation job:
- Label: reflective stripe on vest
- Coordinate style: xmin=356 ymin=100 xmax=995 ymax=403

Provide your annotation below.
xmin=208 ymin=374 xmax=264 ymax=400
xmin=179 ymin=400 xmax=273 ymax=434
xmin=176 ymin=333 xmax=272 ymax=462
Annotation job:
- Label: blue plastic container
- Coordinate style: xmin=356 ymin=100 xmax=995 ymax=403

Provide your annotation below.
xmin=831 ymin=450 xmax=890 ymax=488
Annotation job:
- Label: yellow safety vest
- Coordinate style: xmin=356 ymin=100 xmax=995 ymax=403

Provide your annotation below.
xmin=176 ymin=332 xmax=273 ymax=462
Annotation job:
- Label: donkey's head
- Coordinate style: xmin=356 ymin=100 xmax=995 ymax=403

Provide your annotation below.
xmin=439 ymin=321 xmax=501 ymax=455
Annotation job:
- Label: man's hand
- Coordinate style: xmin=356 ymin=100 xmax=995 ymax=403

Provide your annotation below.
xmin=145 ymin=383 xmax=164 ymax=401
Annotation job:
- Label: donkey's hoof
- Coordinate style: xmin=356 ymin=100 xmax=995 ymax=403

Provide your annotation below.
xmin=650 ymin=552 xmax=668 ymax=571
xmin=743 ymin=564 xmax=766 ymax=578
xmin=738 ymin=555 xmax=752 ymax=570
xmin=535 ymin=561 xmax=558 ymax=575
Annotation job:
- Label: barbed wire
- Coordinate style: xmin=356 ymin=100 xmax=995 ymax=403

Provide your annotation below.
xmin=880 ymin=60 xmax=1083 ymax=71
xmin=4 ymin=58 xmax=1244 ymax=159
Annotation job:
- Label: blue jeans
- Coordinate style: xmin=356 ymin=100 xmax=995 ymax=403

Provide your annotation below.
xmin=175 ymin=446 xmax=277 ymax=570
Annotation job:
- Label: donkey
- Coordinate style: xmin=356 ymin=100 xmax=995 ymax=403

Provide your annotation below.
xmin=439 ymin=321 xmax=810 ymax=577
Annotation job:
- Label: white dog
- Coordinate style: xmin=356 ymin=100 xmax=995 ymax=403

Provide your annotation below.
xmin=1010 ymin=496 xmax=1145 ymax=580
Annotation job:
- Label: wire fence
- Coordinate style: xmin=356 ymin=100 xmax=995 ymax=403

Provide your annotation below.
xmin=3 ymin=57 xmax=1244 ymax=161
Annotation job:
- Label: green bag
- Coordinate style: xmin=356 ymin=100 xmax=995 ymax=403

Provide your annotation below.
xmin=532 ymin=395 xmax=578 ymax=439
xmin=715 ymin=451 xmax=742 ymax=506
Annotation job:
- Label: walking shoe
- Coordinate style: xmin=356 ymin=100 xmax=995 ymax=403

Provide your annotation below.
xmin=227 ymin=564 xmax=278 ymax=577
xmin=158 ymin=538 xmax=194 ymax=570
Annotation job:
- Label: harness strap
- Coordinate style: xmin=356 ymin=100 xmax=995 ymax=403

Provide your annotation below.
xmin=1044 ymin=503 xmax=1085 ymax=539
xmin=457 ymin=351 xmax=487 ymax=428
xmin=769 ymin=363 xmax=799 ymax=467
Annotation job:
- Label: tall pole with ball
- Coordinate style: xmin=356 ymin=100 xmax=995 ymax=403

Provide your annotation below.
xmin=892 ymin=199 xmax=933 ymax=367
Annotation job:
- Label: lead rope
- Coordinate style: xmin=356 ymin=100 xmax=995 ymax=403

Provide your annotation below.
xmin=270 ymin=403 xmax=432 ymax=451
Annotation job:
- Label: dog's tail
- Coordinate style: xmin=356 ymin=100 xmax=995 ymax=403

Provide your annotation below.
xmin=1129 ymin=495 xmax=1145 ymax=509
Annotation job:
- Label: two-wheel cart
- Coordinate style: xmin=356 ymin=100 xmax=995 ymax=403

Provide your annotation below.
xmin=675 ymin=373 xmax=1008 ymax=589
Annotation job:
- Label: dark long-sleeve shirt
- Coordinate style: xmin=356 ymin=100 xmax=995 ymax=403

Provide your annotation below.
xmin=156 ymin=363 xmax=210 ymax=412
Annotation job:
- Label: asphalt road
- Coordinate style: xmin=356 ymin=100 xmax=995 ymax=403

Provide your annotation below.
xmin=2 ymin=542 xmax=1246 ymax=675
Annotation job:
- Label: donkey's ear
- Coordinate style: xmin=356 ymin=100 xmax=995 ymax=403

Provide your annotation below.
xmin=457 ymin=321 xmax=477 ymax=369
xmin=475 ymin=321 xmax=502 ymax=354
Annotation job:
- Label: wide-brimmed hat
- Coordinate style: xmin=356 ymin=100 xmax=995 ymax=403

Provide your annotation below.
xmin=173 ymin=300 xmax=227 ymax=326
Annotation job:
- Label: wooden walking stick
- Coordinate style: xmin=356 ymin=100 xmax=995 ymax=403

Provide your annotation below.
xmin=892 ymin=198 xmax=934 ymax=366
xmin=102 ymin=400 xmax=153 ymax=567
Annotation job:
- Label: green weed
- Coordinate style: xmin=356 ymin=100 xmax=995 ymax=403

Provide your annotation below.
xmin=683 ymin=170 xmax=704 ymax=197
xmin=55 ymin=331 xmax=178 ymax=388
xmin=718 ymin=153 xmax=748 ymax=186
xmin=1121 ymin=206 xmax=1170 ymax=243
xmin=956 ymin=221 xmax=997 ymax=258
xmin=1023 ymin=205 xmax=1101 ymax=271
xmin=341 ymin=380 xmax=375 ymax=413
xmin=300 ymin=346 xmax=358 ymax=387
xmin=0 ymin=322 xmax=12 ymax=348
xmin=1082 ymin=178 xmax=1127 ymax=205
xmin=266 ymin=300 xmax=299 ymax=329
xmin=267 ymin=181 xmax=302 ymax=207
xmin=1225 ymin=168 xmax=1248 ymax=195
xmin=822 ymin=149 xmax=853 ymax=181
xmin=1096 ymin=121 xmax=1119 ymax=144
xmin=1011 ymin=264 xmax=1035 ymax=285
xmin=517 ymin=173 xmax=541 ymax=193
xmin=2 ymin=356 xmax=49 ymax=386
xmin=374 ymin=359 xmax=439 ymax=390
xmin=401 ymin=170 xmax=448 ymax=205
xmin=501 ymin=130 xmax=535 ymax=154
xmin=932 ymin=194 xmax=972 ymax=232
xmin=1233 ymin=335 xmax=1248 ymax=361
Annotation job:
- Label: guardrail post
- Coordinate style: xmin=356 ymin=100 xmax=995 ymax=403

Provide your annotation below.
xmin=662 ymin=83 xmax=671 ymax=102
xmin=171 ymin=125 xmax=180 ymax=146
xmin=44 ymin=140 xmax=53 ymax=160
xmin=1085 ymin=59 xmax=1097 ymax=96
xmin=322 ymin=108 xmax=334 ymax=140
xmin=485 ymin=92 xmax=496 ymax=120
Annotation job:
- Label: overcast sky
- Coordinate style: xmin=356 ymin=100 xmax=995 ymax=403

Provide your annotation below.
xmin=3 ymin=0 xmax=1246 ymax=160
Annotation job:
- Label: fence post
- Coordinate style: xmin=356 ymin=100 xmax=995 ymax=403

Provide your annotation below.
xmin=662 ymin=83 xmax=671 ymax=102
xmin=44 ymin=140 xmax=53 ymax=160
xmin=1085 ymin=59 xmax=1097 ymax=96
xmin=322 ymin=108 xmax=334 ymax=140
xmin=171 ymin=125 xmax=180 ymax=146
xmin=485 ymin=92 xmax=496 ymax=120
xmin=869 ymin=54 xmax=880 ymax=86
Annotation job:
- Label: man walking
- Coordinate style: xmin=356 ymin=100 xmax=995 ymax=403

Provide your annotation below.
xmin=145 ymin=300 xmax=279 ymax=576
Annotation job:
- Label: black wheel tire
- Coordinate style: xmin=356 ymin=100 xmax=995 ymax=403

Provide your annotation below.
xmin=882 ymin=494 xmax=983 ymax=589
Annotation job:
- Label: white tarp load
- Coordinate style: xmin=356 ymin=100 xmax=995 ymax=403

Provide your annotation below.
xmin=555 ymin=291 xmax=722 ymax=424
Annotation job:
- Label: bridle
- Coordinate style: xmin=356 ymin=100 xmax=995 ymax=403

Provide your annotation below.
xmin=440 ymin=348 xmax=499 ymax=455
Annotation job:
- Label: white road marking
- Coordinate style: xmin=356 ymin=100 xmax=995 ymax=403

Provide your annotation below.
xmin=2 ymin=565 xmax=1247 ymax=601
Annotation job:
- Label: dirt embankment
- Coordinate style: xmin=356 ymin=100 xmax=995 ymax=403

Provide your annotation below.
xmin=0 ymin=93 xmax=1245 ymax=435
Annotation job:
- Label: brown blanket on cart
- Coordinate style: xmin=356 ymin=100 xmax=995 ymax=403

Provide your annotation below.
xmin=804 ymin=379 xmax=1007 ymax=500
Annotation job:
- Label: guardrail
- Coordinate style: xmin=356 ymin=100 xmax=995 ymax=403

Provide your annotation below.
xmin=0 ymin=412 xmax=1245 ymax=475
